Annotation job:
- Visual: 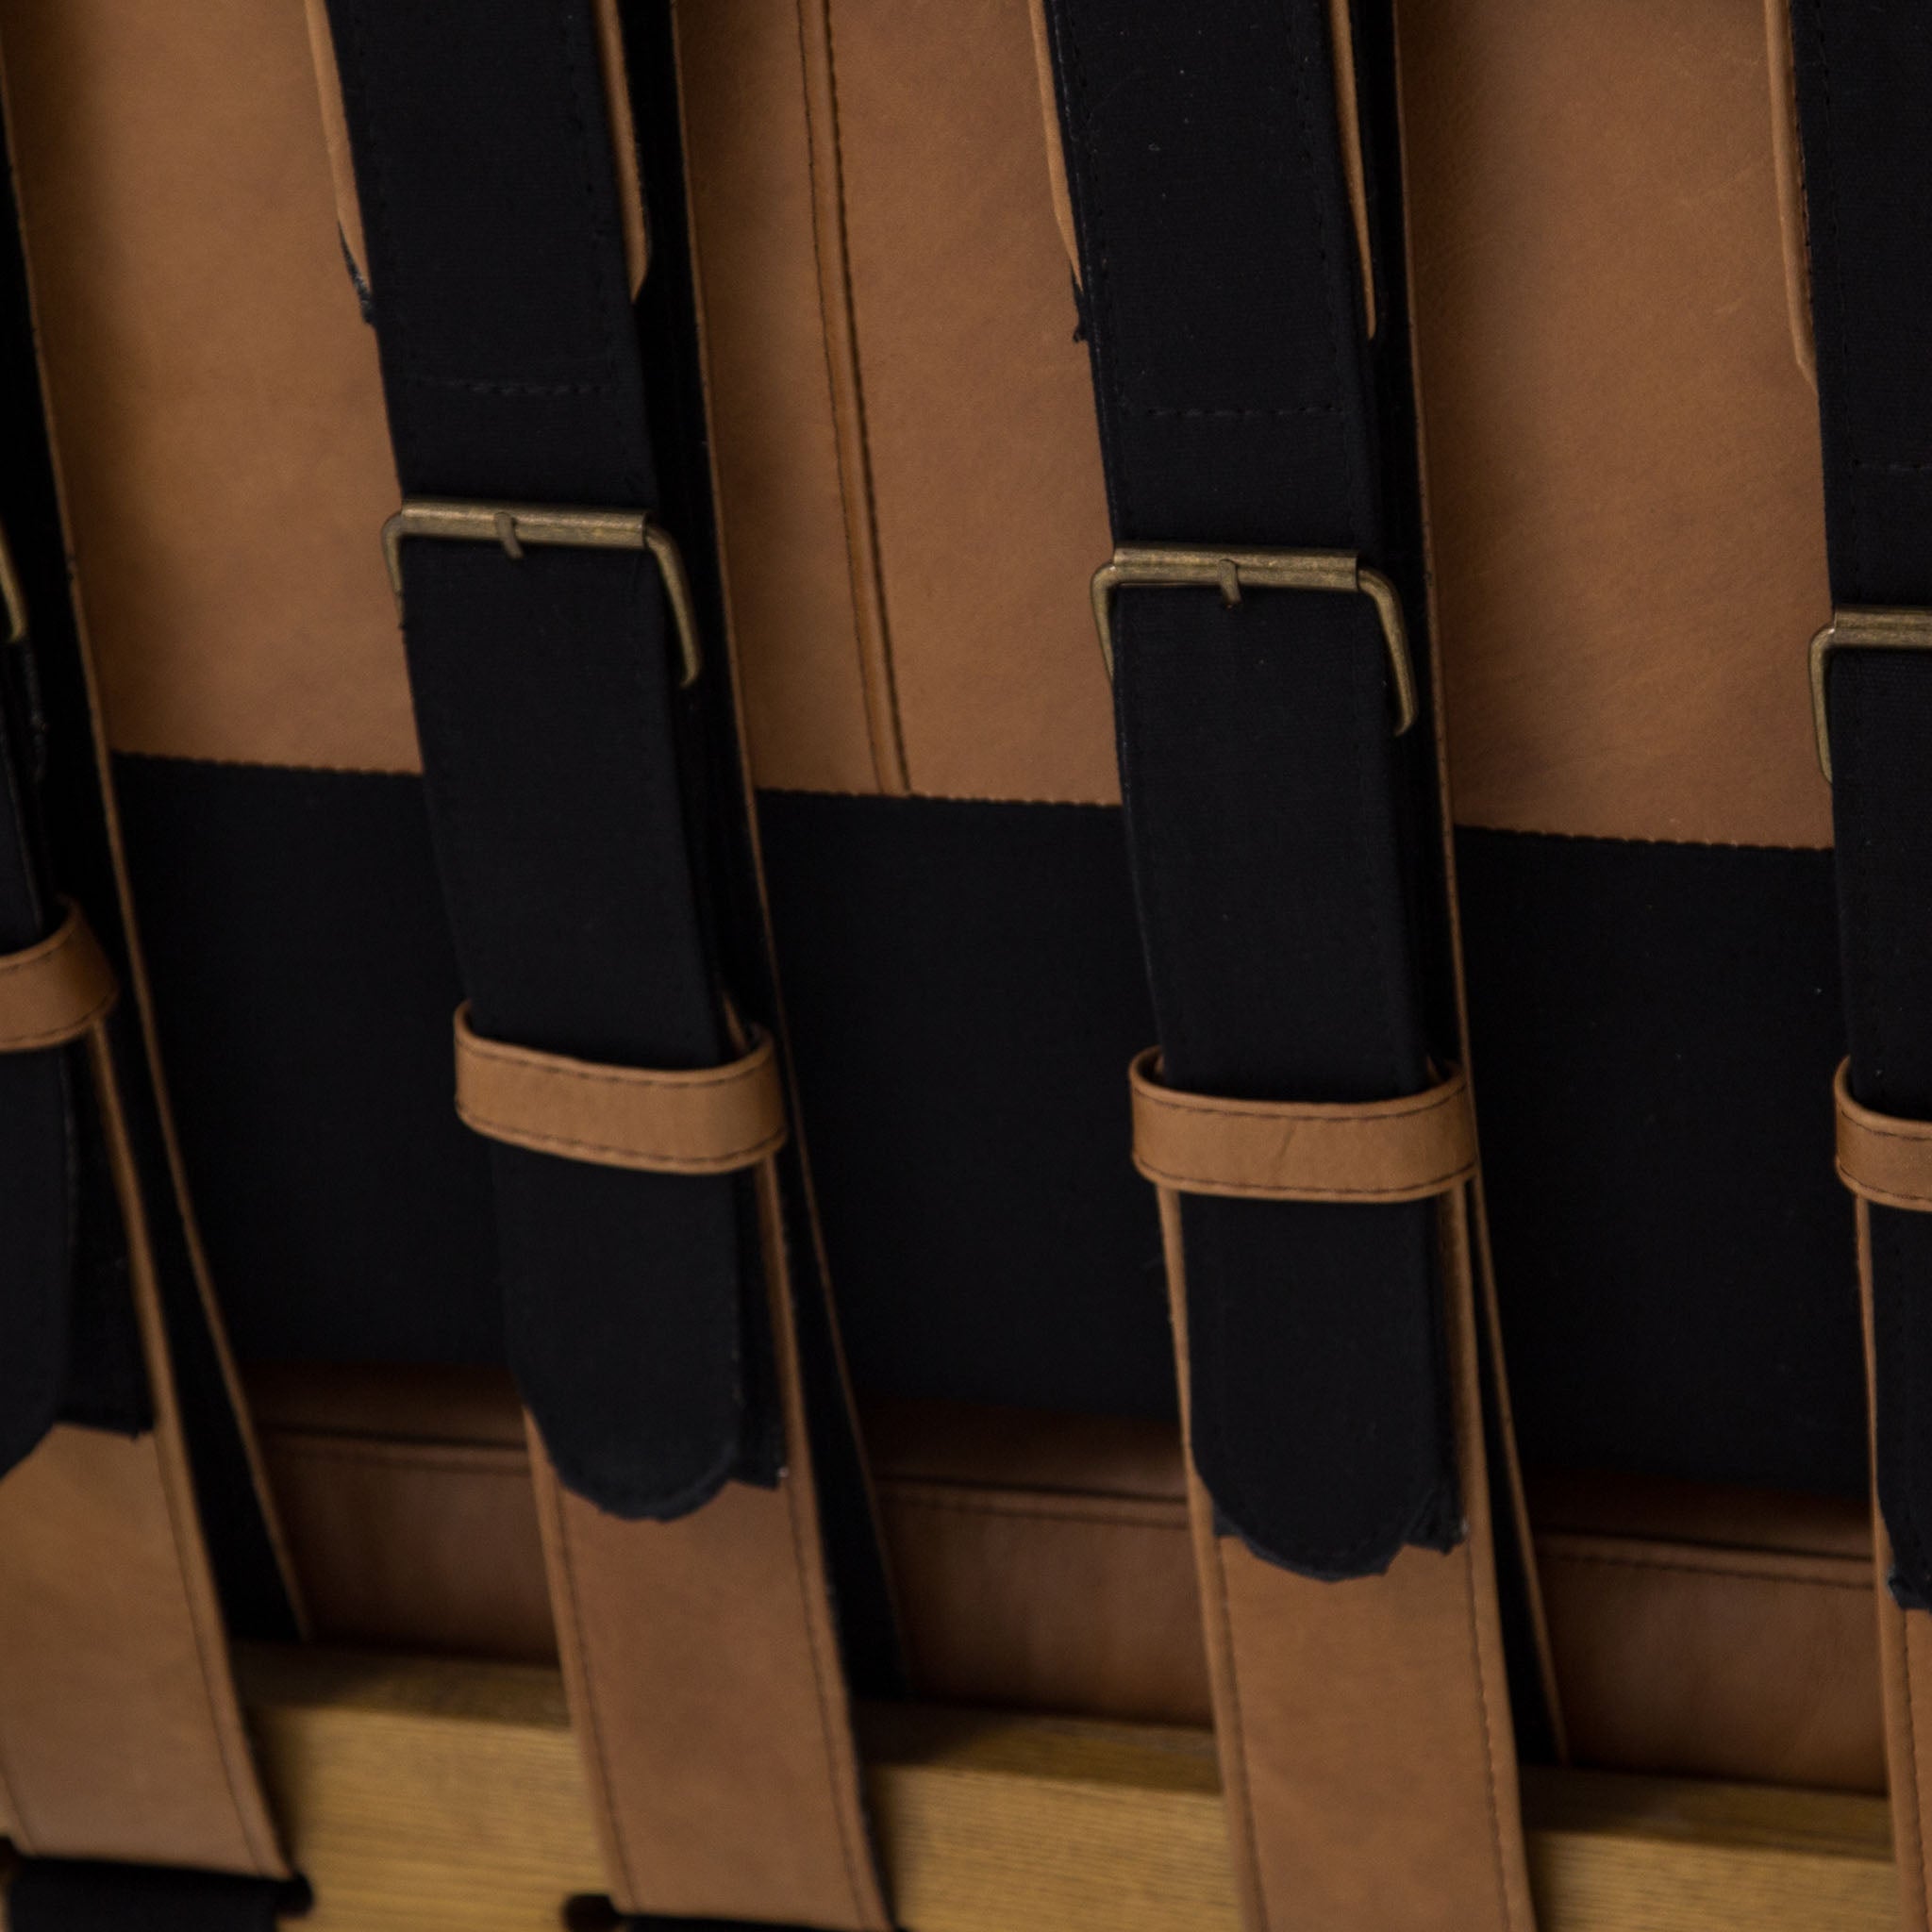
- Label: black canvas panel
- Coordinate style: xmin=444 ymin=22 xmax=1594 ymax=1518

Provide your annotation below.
xmin=8 ymin=1860 xmax=304 ymax=1932
xmin=759 ymin=789 xmax=1174 ymax=1421
xmin=112 ymin=754 xmax=501 ymax=1367
xmin=1458 ymin=826 xmax=1862 ymax=1497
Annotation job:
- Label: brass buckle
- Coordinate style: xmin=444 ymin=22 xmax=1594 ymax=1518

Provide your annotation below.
xmin=0 ymin=525 xmax=26 ymax=644
xmin=1089 ymin=544 xmax=1416 ymax=735
xmin=1807 ymin=607 xmax=1932 ymax=782
xmin=381 ymin=499 xmax=703 ymax=689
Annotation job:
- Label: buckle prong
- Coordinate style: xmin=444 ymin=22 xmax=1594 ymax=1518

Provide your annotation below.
xmin=1090 ymin=543 xmax=1416 ymax=735
xmin=382 ymin=498 xmax=703 ymax=689
xmin=1808 ymin=607 xmax=1932 ymax=783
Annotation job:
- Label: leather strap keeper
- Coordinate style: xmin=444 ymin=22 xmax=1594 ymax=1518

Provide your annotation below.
xmin=1130 ymin=1050 xmax=1477 ymax=1203
xmin=455 ymin=1006 xmax=788 ymax=1174
xmin=0 ymin=902 xmax=116 ymax=1052
xmin=1835 ymin=1058 xmax=1932 ymax=1212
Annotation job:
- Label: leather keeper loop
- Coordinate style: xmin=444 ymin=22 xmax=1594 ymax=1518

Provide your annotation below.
xmin=454 ymin=1004 xmax=788 ymax=1175
xmin=0 ymin=900 xmax=117 ymax=1052
xmin=1129 ymin=1049 xmax=1477 ymax=1203
xmin=1835 ymin=1058 xmax=1932 ymax=1212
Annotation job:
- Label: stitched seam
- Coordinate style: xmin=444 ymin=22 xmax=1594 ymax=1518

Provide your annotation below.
xmin=1461 ymin=1543 xmax=1519 ymax=1931
xmin=886 ymin=1491 xmax=1187 ymax=1531
xmin=397 ymin=374 xmax=608 ymax=396
xmin=458 ymin=1106 xmax=783 ymax=1171
xmin=1811 ymin=0 xmax=1863 ymax=589
xmin=1141 ymin=405 xmax=1339 ymax=420
xmin=821 ymin=0 xmax=908 ymax=798
xmin=773 ymin=1304 xmax=879 ymax=1925
xmin=545 ymin=1462 xmax=643 ymax=1906
xmin=1841 ymin=1115 xmax=1932 ymax=1145
xmin=1144 ymin=1081 xmax=1463 ymax=1124
xmin=1136 ymin=1158 xmax=1473 ymax=1199
xmin=1208 ymin=1531 xmax=1274 ymax=1930
xmin=270 ymin=1439 xmax=528 ymax=1475
xmin=149 ymin=1405 xmax=281 ymax=1873
xmin=464 ymin=1038 xmax=769 ymax=1093
xmin=0 ymin=992 xmax=115 ymax=1053
xmin=1838 ymin=1165 xmax=1932 ymax=1213
xmin=0 ymin=928 xmax=75 ymax=977
xmin=792 ymin=0 xmax=908 ymax=796
xmin=1904 ymin=1618 xmax=1930 ymax=1912
xmin=1541 ymin=1550 xmax=1870 ymax=1591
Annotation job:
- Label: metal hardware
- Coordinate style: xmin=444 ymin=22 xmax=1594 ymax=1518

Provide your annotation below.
xmin=1089 ymin=544 xmax=1416 ymax=735
xmin=1807 ymin=607 xmax=1932 ymax=782
xmin=0 ymin=525 xmax=26 ymax=644
xmin=381 ymin=499 xmax=703 ymax=689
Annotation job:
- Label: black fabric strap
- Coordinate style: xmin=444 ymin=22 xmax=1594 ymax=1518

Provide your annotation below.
xmin=324 ymin=0 xmax=774 ymax=1517
xmin=7 ymin=1859 xmax=305 ymax=1932
xmin=1038 ymin=0 xmax=1458 ymax=1575
xmin=1790 ymin=3 xmax=1932 ymax=1607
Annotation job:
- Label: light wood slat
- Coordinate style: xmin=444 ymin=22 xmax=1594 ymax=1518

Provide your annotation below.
xmin=229 ymin=1645 xmax=1897 ymax=1932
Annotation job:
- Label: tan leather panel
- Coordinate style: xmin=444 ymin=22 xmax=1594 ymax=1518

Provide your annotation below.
xmin=1836 ymin=1060 xmax=1932 ymax=1212
xmin=868 ymin=1403 xmax=1208 ymax=1728
xmin=1 ymin=0 xmax=413 ymax=773
xmin=1130 ymin=1052 xmax=1476 ymax=1204
xmin=0 ymin=1030 xmax=285 ymax=1874
xmin=826 ymin=0 xmax=1115 ymax=804
xmin=1762 ymin=0 xmax=1817 ymax=387
xmin=679 ymin=0 xmax=1117 ymax=804
xmin=0 ymin=902 xmax=115 ymax=1051
xmin=258 ymin=1426 xmax=554 ymax=1665
xmin=536 ymin=1161 xmax=889 ymax=1929
xmin=1540 ymin=1529 xmax=1882 ymax=1793
xmin=674 ymin=0 xmax=877 ymax=796
xmin=1396 ymin=0 xmax=1834 ymax=848
xmin=1162 ymin=1186 xmax=1533 ymax=1932
xmin=453 ymin=1007 xmax=787 ymax=1175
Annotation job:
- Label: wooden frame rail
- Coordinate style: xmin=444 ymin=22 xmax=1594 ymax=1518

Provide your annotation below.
xmin=15 ymin=1645 xmax=1901 ymax=1931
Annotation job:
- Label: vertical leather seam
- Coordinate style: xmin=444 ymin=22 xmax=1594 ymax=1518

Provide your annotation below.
xmin=767 ymin=1161 xmax=881 ymax=1926
xmin=1904 ymin=1612 xmax=1929 ymax=1903
xmin=546 ymin=1466 xmax=645 ymax=1908
xmin=791 ymin=0 xmax=911 ymax=797
xmin=779 ymin=1457 xmax=876 ymax=1925
xmin=1460 ymin=1541 xmax=1519 ymax=1929
xmin=94 ymin=1027 xmax=282 ymax=1876
xmin=1208 ymin=1533 xmax=1274 ymax=1932
xmin=1444 ymin=1180 xmax=1522 ymax=1930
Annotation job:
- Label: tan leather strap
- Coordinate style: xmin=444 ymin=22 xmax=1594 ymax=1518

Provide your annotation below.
xmin=0 ymin=901 xmax=116 ymax=1052
xmin=1836 ymin=1058 xmax=1932 ymax=1212
xmin=533 ymin=1154 xmax=891 ymax=1930
xmin=1157 ymin=1185 xmax=1532 ymax=1932
xmin=454 ymin=1006 xmax=788 ymax=1174
xmin=0 ymin=1028 xmax=287 ymax=1874
xmin=1131 ymin=1052 xmax=1477 ymax=1203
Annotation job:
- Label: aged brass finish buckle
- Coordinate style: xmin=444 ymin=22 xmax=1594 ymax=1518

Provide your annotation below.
xmin=1089 ymin=544 xmax=1416 ymax=735
xmin=0 ymin=525 xmax=26 ymax=644
xmin=1807 ymin=607 xmax=1932 ymax=782
xmin=381 ymin=499 xmax=703 ymax=689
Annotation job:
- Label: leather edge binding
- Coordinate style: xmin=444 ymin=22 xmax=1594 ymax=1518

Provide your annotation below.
xmin=454 ymin=1004 xmax=788 ymax=1175
xmin=0 ymin=899 xmax=117 ymax=1052
xmin=1130 ymin=1049 xmax=1476 ymax=1203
